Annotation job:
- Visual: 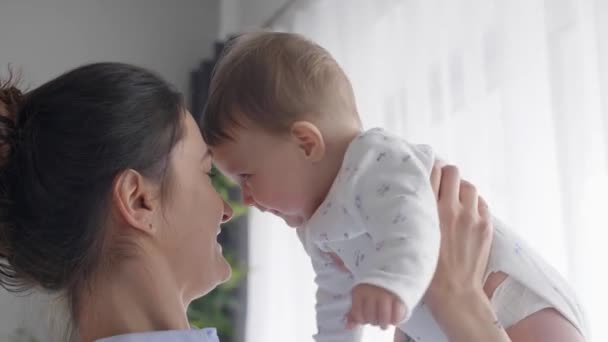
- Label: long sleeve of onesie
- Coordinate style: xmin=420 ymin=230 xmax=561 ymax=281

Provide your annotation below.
xmin=303 ymin=128 xmax=440 ymax=342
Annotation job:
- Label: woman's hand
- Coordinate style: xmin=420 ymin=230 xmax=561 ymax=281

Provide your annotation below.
xmin=396 ymin=163 xmax=584 ymax=342
xmin=418 ymin=163 xmax=510 ymax=341
xmin=425 ymin=163 xmax=492 ymax=312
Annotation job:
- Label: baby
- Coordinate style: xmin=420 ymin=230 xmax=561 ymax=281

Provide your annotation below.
xmin=201 ymin=32 xmax=587 ymax=341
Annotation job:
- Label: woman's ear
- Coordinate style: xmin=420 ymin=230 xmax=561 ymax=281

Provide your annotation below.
xmin=290 ymin=121 xmax=326 ymax=162
xmin=111 ymin=169 xmax=159 ymax=235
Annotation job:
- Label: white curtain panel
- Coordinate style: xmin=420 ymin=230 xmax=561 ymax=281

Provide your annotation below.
xmin=246 ymin=0 xmax=608 ymax=341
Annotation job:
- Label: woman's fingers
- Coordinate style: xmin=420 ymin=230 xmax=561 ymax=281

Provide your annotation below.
xmin=430 ymin=162 xmax=442 ymax=199
xmin=478 ymin=195 xmax=489 ymax=219
xmin=476 ymin=196 xmax=493 ymax=245
xmin=438 ymin=165 xmax=461 ymax=203
xmin=459 ymin=180 xmax=478 ymax=212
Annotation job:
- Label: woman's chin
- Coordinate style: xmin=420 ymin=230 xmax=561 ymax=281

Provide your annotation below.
xmin=192 ymin=257 xmax=232 ymax=298
xmin=216 ymin=252 xmax=232 ymax=283
xmin=209 ymin=241 xmax=232 ymax=284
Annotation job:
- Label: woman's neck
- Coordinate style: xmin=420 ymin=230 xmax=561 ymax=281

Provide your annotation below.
xmin=77 ymin=256 xmax=190 ymax=342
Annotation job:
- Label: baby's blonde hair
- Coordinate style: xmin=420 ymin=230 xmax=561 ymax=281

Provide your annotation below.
xmin=201 ymin=31 xmax=358 ymax=145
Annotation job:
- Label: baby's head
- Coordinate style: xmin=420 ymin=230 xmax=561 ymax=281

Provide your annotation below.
xmin=202 ymin=31 xmax=361 ymax=227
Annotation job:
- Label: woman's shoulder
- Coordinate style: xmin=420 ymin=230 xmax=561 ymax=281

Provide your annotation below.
xmin=95 ymin=328 xmax=219 ymax=342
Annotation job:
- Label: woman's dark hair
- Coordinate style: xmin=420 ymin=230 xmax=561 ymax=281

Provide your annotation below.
xmin=0 ymin=63 xmax=185 ymax=314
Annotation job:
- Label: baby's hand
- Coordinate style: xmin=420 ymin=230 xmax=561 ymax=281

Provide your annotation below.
xmin=346 ymin=284 xmax=406 ymax=330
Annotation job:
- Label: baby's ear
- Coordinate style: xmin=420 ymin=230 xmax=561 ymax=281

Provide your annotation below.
xmin=290 ymin=121 xmax=325 ymax=162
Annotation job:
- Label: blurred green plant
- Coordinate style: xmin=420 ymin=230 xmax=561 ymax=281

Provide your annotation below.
xmin=187 ymin=167 xmax=247 ymax=342
xmin=209 ymin=167 xmax=247 ymax=218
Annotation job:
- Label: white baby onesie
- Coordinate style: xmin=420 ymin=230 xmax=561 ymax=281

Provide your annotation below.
xmin=297 ymin=128 xmax=588 ymax=342
xmin=297 ymin=128 xmax=441 ymax=342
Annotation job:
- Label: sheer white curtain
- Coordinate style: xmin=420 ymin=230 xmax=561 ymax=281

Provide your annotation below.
xmin=246 ymin=0 xmax=608 ymax=341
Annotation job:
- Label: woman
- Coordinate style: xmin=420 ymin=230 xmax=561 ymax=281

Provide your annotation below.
xmin=0 ymin=63 xmax=230 ymax=341
xmin=0 ymin=63 xmax=582 ymax=341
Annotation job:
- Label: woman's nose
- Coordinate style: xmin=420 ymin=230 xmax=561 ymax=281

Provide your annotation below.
xmin=221 ymin=200 xmax=234 ymax=223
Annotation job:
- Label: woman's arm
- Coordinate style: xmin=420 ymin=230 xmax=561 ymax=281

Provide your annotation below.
xmin=506 ymin=307 xmax=584 ymax=342
xmin=396 ymin=164 xmax=585 ymax=342
xmin=394 ymin=272 xmax=585 ymax=342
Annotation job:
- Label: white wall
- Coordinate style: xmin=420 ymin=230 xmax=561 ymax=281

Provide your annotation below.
xmin=0 ymin=0 xmax=218 ymax=340
xmin=219 ymin=0 xmax=289 ymax=38
xmin=0 ymin=0 xmax=218 ymax=93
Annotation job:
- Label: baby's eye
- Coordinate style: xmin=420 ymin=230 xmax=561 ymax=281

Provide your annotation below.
xmin=238 ymin=174 xmax=252 ymax=182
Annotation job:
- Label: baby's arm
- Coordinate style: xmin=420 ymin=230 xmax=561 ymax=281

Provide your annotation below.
xmin=297 ymin=226 xmax=363 ymax=342
xmin=342 ymin=132 xmax=440 ymax=327
xmin=312 ymin=251 xmax=363 ymax=342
